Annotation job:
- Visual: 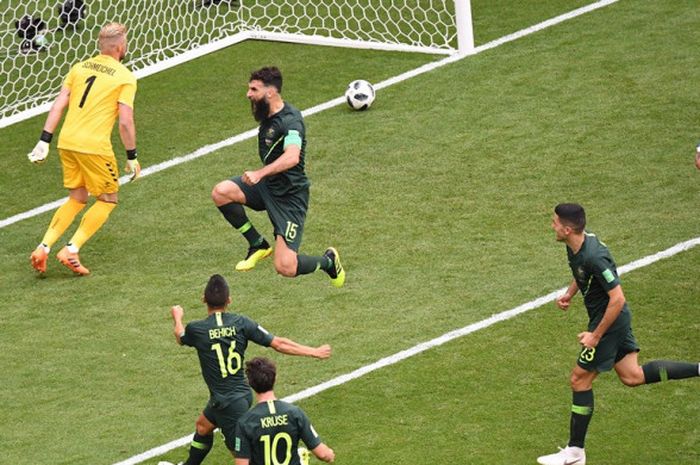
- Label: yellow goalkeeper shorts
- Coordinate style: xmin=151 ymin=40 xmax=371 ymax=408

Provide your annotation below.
xmin=59 ymin=149 xmax=120 ymax=196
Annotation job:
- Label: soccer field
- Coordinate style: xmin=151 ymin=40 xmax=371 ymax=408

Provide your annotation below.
xmin=0 ymin=1 xmax=698 ymax=465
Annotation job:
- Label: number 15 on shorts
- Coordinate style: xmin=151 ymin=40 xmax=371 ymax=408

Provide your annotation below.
xmin=285 ymin=221 xmax=298 ymax=241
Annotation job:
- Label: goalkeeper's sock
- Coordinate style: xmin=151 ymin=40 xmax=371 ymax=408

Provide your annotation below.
xmin=568 ymin=389 xmax=594 ymax=448
xmin=295 ymin=254 xmax=332 ymax=276
xmin=41 ymin=197 xmax=86 ymax=247
xmin=183 ymin=432 xmax=213 ymax=465
xmin=217 ymin=203 xmax=263 ymax=246
xmin=68 ymin=200 xmax=117 ymax=248
xmin=642 ymin=360 xmax=700 ymax=384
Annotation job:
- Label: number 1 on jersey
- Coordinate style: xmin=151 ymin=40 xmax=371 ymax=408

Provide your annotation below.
xmin=79 ymin=75 xmax=97 ymax=108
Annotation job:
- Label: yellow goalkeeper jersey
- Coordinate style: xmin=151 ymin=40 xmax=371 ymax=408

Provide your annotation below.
xmin=57 ymin=54 xmax=137 ymax=157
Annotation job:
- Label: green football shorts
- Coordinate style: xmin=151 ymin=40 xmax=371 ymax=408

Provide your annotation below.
xmin=203 ymin=393 xmax=253 ymax=452
xmin=576 ymin=324 xmax=640 ymax=373
xmin=232 ymin=176 xmax=308 ymax=252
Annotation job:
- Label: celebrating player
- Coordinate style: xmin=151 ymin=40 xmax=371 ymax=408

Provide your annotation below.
xmin=211 ymin=66 xmax=345 ymax=287
xmin=234 ymin=357 xmax=335 ymax=465
xmin=537 ymin=203 xmax=699 ymax=465
xmin=163 ymin=274 xmax=331 ymax=465
xmin=28 ymin=22 xmax=140 ymax=276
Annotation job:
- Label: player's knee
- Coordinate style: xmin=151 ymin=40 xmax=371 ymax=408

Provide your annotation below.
xmin=69 ymin=188 xmax=89 ymax=203
xmin=274 ymin=260 xmax=296 ymax=277
xmin=211 ymin=181 xmax=242 ymax=206
xmin=569 ymin=372 xmax=590 ymax=391
xmin=569 ymin=375 xmax=580 ymax=390
xmin=619 ymin=368 xmax=645 ymax=387
xmin=620 ymin=376 xmax=643 ymax=387
xmin=195 ymin=417 xmax=213 ymax=435
xmin=273 ymin=254 xmax=297 ymax=277
xmin=211 ymin=183 xmax=227 ymax=204
xmin=97 ymin=193 xmax=118 ymax=204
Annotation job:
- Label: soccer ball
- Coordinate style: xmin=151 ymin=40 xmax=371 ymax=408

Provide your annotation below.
xmin=33 ymin=34 xmax=49 ymax=48
xmin=345 ymin=80 xmax=375 ymax=111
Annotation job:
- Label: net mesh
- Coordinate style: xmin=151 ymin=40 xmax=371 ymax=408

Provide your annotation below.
xmin=1 ymin=0 xmax=458 ymax=124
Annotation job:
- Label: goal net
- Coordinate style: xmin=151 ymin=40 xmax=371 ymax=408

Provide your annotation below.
xmin=0 ymin=0 xmax=473 ymax=128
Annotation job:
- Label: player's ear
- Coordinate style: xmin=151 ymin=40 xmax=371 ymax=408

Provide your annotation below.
xmin=202 ymin=294 xmax=206 ymax=304
xmin=226 ymin=296 xmax=232 ymax=305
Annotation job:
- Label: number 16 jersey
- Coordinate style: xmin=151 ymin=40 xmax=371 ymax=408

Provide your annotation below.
xmin=181 ymin=311 xmax=274 ymax=407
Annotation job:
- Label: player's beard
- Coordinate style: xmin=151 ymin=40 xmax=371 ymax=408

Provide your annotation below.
xmin=251 ymin=97 xmax=270 ymax=122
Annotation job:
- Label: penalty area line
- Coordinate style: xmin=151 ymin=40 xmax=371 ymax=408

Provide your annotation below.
xmin=113 ymin=236 xmax=698 ymax=465
xmin=0 ymin=0 xmax=620 ymax=231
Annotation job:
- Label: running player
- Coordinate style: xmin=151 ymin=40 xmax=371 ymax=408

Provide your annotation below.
xmin=28 ymin=22 xmax=140 ymax=275
xmin=537 ymin=203 xmax=699 ymax=465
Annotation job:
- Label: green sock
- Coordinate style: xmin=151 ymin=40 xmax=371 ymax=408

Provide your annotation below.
xmin=642 ymin=360 xmax=699 ymax=384
xmin=184 ymin=432 xmax=213 ymax=465
xmin=217 ymin=203 xmax=263 ymax=247
xmin=295 ymin=254 xmax=332 ymax=276
xmin=569 ymin=389 xmax=593 ymax=448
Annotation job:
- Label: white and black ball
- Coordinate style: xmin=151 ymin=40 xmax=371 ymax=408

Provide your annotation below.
xmin=345 ymin=80 xmax=376 ymax=111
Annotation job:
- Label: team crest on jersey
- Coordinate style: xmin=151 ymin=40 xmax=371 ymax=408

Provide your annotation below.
xmin=265 ymin=127 xmax=275 ymax=146
xmin=576 ymin=266 xmax=586 ymax=279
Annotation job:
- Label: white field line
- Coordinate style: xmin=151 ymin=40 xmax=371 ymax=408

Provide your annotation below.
xmin=0 ymin=0 xmax=620 ymax=231
xmin=114 ymin=236 xmax=699 ymax=465
xmin=285 ymin=237 xmax=700 ymax=406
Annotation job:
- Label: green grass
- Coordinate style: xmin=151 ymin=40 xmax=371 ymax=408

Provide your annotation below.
xmin=1 ymin=1 xmax=699 ymax=465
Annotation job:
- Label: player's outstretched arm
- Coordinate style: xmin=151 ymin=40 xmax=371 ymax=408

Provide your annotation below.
xmin=270 ymin=336 xmax=331 ymax=359
xmin=311 ymin=443 xmax=335 ymax=463
xmin=170 ymin=305 xmax=186 ymax=345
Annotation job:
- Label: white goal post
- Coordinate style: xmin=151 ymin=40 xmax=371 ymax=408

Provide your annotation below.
xmin=0 ymin=0 xmax=473 ymax=129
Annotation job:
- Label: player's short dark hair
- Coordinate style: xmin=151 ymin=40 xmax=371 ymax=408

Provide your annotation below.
xmin=204 ymin=274 xmax=229 ymax=309
xmin=250 ymin=66 xmax=283 ymax=93
xmin=554 ymin=203 xmax=586 ymax=233
xmin=246 ymin=357 xmax=277 ymax=393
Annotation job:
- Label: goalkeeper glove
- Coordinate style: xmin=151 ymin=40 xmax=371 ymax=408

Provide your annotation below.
xmin=125 ymin=149 xmax=141 ymax=181
xmin=27 ymin=131 xmax=53 ymax=164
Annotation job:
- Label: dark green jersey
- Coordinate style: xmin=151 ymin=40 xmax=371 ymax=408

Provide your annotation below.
xmin=235 ymin=399 xmax=322 ymax=465
xmin=258 ymin=102 xmax=309 ymax=197
xmin=566 ymin=232 xmax=631 ymax=332
xmin=181 ymin=312 xmax=274 ymax=406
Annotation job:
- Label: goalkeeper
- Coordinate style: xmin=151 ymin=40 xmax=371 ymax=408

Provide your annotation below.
xmin=28 ymin=22 xmax=140 ymax=276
